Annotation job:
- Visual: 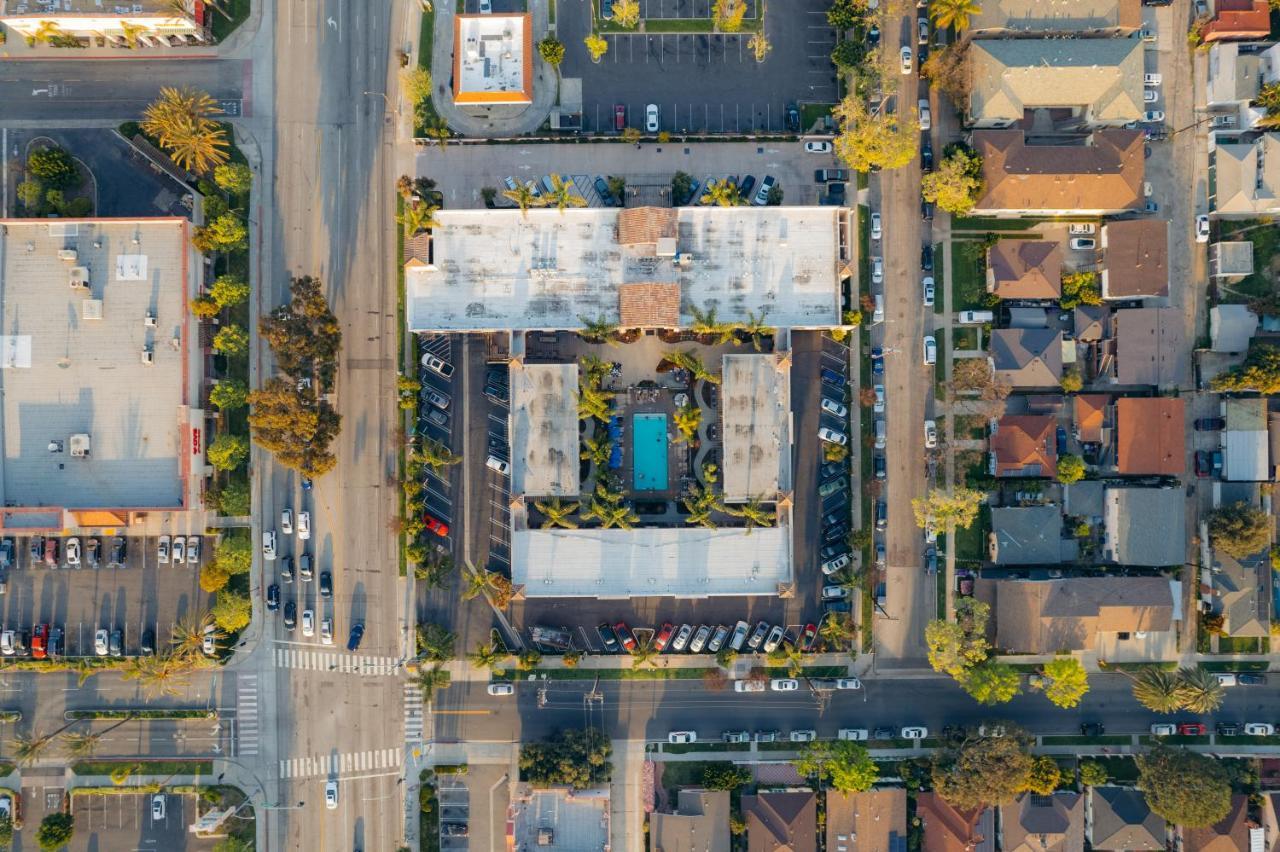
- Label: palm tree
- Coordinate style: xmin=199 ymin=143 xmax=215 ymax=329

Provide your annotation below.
xmin=742 ymin=309 xmax=775 ymax=351
xmin=534 ymin=498 xmax=580 ymax=530
xmin=580 ymin=434 xmax=612 ymax=468
xmin=423 ymin=117 xmax=451 ymax=151
xmin=415 ymin=438 xmax=461 ymax=473
xmin=398 ymin=201 xmax=439 ymax=236
xmin=579 ymin=354 xmax=612 ymax=383
xmin=689 ymin=304 xmax=738 ymax=344
xmin=779 ymin=644 xmax=808 ymax=677
xmin=141 ymin=87 xmax=229 ymax=174
xmin=672 ymin=404 xmax=701 ymax=444
xmin=578 ymin=383 xmax=611 ymax=422
xmin=544 ymin=174 xmax=588 ymax=213
xmin=1178 ymin=667 xmax=1226 ymax=713
xmin=461 ymin=569 xmax=495 ymax=603
xmin=582 ymin=486 xmax=639 ymax=529
xmin=417 ymin=665 xmax=452 ymax=700
xmin=1130 ymin=666 xmax=1187 ymax=713
xmin=930 ymin=0 xmax=983 ymax=33
xmin=502 ymin=183 xmax=546 ymax=218
xmin=577 ymin=316 xmax=620 ymax=346
xmin=468 ymin=642 xmax=505 ymax=674
xmin=416 ymin=624 xmax=456 ymax=662
xmin=31 ymin=20 xmax=64 ymax=45
xmin=699 ymin=178 xmax=746 ymax=208
xmin=662 ymin=350 xmax=721 ymax=385
xmin=819 ymin=613 xmax=857 ymax=649
xmin=725 ymin=498 xmax=774 ymax=532
xmin=120 ymin=21 xmax=146 ymax=48
xmin=123 ymin=655 xmax=193 ymax=698
xmin=171 ymin=613 xmax=211 ymax=659
xmin=9 ymin=731 xmax=54 ymax=767
xmin=62 ymin=730 xmax=104 ymax=760
xmin=631 ymin=640 xmax=659 ymax=669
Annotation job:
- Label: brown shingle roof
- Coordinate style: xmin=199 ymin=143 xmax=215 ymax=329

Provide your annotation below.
xmin=1102 ymin=220 xmax=1169 ymax=298
xmin=974 ymin=130 xmax=1145 ymax=213
xmin=1001 ymin=793 xmax=1085 ymax=852
xmin=743 ymin=792 xmax=816 ymax=852
xmin=918 ymin=792 xmax=995 ymax=852
xmin=1116 ymin=397 xmax=1185 ymax=476
xmin=1184 ymin=795 xmax=1253 ymax=852
xmin=618 ymin=282 xmax=681 ymax=327
xmin=1115 ymin=307 xmax=1188 ymax=388
xmin=617 ymin=206 xmax=677 ymax=246
xmin=1074 ymin=394 xmax=1110 ymax=444
xmin=992 ymin=414 xmax=1057 ymax=477
xmin=988 ymin=241 xmax=1063 ymax=300
xmin=987 ymin=576 xmax=1174 ymax=653
xmin=825 ymin=790 xmax=907 ymax=852
xmin=1203 ymin=0 xmax=1271 ymax=42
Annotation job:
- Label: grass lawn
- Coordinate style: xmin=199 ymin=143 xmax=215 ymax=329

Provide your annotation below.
xmin=952 ymin=327 xmax=979 ymax=350
xmin=1200 ymin=660 xmax=1270 ymax=672
xmin=658 ymin=761 xmax=722 ymax=789
xmin=1217 ymin=636 xmax=1265 ymax=654
xmin=1090 ymin=756 xmax=1138 ymax=784
xmin=414 ymin=5 xmax=443 ymax=135
xmin=953 ymin=504 xmax=989 ymax=564
xmin=936 ymin=566 xmax=946 ymax=619
xmin=1220 ymin=734 xmax=1280 ymax=746
xmin=1140 ymin=735 xmax=1211 ymax=746
xmin=931 ymin=243 xmax=945 ymax=314
xmin=933 ymin=333 xmax=948 ymax=400
xmin=211 ymin=0 xmax=251 ymax=42
xmin=1041 ymin=735 xmax=1132 ymax=746
xmin=800 ymin=103 xmax=835 ymax=132
xmin=662 ymin=742 xmax=751 ymax=754
xmin=1216 ymin=219 xmax=1279 ymax=303
xmin=951 ymin=217 xmax=1039 ymax=231
xmin=858 ymin=205 xmax=871 ymax=297
xmin=531 ymin=667 xmax=712 ymax=680
xmin=950 ymin=241 xmax=988 ymax=312
xmin=72 ymin=760 xmax=214 ymax=776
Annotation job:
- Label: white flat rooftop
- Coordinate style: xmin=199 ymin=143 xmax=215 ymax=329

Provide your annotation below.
xmin=512 ymin=523 xmax=792 ymax=597
xmin=406 ymin=207 xmax=842 ymax=331
xmin=453 ymin=13 xmax=532 ymax=104
xmin=510 ymin=362 xmax=580 ymax=497
xmin=721 ymin=354 xmax=791 ymax=502
xmin=0 ymin=219 xmax=192 ymax=511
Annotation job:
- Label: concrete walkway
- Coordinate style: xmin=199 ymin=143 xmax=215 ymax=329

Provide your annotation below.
xmin=434 ymin=649 xmax=870 ymax=682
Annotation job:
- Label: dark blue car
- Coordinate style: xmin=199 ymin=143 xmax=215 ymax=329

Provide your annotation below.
xmin=347 ymin=623 xmax=365 ymax=652
xmin=1055 ymin=427 xmax=1067 ymax=454
xmin=821 ymin=367 xmax=846 ymax=388
xmin=870 ymin=347 xmax=885 ymax=376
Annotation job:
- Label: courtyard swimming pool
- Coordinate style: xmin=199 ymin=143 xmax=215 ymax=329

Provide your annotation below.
xmin=632 ymin=413 xmax=669 ymax=491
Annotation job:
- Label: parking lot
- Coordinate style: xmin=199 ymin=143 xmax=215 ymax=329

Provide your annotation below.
xmin=69 ymin=791 xmax=215 ymax=852
xmin=435 ymin=764 xmax=509 ymax=852
xmin=0 ymin=534 xmax=212 ymax=658
xmin=559 ymin=2 xmax=837 ymax=134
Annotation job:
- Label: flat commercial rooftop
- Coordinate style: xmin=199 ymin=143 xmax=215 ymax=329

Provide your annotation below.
xmin=512 ymin=787 xmax=610 ymax=851
xmin=721 ymin=354 xmax=791 ymax=502
xmin=0 ymin=219 xmax=191 ymax=511
xmin=512 ymin=523 xmax=792 ymax=597
xmin=510 ymin=363 xmax=580 ymax=497
xmin=405 ymin=207 xmax=842 ymax=331
xmin=452 ymin=13 xmax=533 ymax=105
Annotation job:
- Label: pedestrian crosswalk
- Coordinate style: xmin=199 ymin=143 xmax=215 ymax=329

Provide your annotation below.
xmin=279 ymin=747 xmax=402 ymax=779
xmin=273 ymin=647 xmax=401 ymax=676
xmin=235 ymin=673 xmax=259 ymax=757
xmin=404 ymin=683 xmax=424 ymax=745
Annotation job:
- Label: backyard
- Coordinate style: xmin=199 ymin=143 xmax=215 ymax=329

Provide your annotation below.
xmin=1216 ymin=219 xmax=1280 ymax=305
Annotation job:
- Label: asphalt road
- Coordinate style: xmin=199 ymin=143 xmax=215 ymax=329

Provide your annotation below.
xmin=0 ymin=59 xmax=247 ymax=122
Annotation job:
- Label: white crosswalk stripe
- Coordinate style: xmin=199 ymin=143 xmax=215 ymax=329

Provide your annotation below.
xmin=278 ymin=748 xmax=402 ymax=779
xmin=235 ymin=674 xmax=259 ymax=757
xmin=273 ymin=647 xmax=401 ymax=676
xmin=404 ymin=684 xmax=424 ymax=745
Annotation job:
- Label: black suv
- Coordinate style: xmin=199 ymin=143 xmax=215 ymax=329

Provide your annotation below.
xmin=921 ymin=244 xmax=934 ymax=272
xmin=596 ymin=623 xmax=622 ymax=654
xmin=319 ymin=571 xmax=332 ymax=598
xmin=266 ymin=584 xmax=281 ymax=611
xmin=110 ymin=536 xmax=126 ymax=566
xmin=284 ymin=601 xmax=297 ymax=630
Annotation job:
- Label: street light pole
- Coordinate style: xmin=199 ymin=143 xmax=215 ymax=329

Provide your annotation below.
xmin=362 ymin=91 xmax=401 ymax=117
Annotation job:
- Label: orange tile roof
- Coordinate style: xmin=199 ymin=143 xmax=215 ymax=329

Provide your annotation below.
xmin=1074 ymin=395 xmax=1110 ymax=444
xmin=974 ymin=129 xmax=1145 ymax=213
xmin=1116 ymin=397 xmax=1185 ymax=476
xmin=1203 ymin=0 xmax=1271 ymax=42
xmin=618 ymin=282 xmax=680 ymax=327
xmin=992 ymin=414 xmax=1057 ymax=477
xmin=616 ymin=206 xmax=677 ymax=246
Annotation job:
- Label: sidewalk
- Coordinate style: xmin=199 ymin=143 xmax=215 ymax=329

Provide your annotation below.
xmin=435 ymin=650 xmax=870 ymax=682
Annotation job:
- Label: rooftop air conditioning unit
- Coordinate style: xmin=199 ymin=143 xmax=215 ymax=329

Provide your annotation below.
xmin=69 ymin=434 xmax=90 ymax=458
xmin=57 ymin=249 xmax=77 ymax=262
xmin=69 ymin=266 xmax=89 ymax=289
xmin=144 ymin=311 xmax=157 ymax=327
xmin=82 ymin=300 xmax=103 ymax=321
xmin=141 ymin=346 xmax=154 ymax=366
xmin=677 ymin=252 xmax=693 ymax=266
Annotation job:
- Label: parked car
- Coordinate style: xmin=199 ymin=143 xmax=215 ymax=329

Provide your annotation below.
xmin=688 ymin=625 xmax=713 ymax=653
xmin=921 ymin=244 xmax=933 ymax=271
xmin=267 ymin=584 xmax=280 ymax=611
xmin=836 ymin=677 xmax=861 ymax=690
xmin=917 ymin=16 xmax=929 ymax=43
xmin=668 ymin=731 xmax=697 ymax=744
xmin=923 ymin=335 xmax=937 ymax=365
xmin=281 ymin=509 xmax=293 ymax=536
xmin=820 ymin=367 xmax=846 ymax=388
xmin=1245 ymin=723 xmax=1275 ymax=736
xmin=347 ymin=623 xmax=364 ymax=651
xmin=654 ymin=622 xmax=675 ymax=652
xmin=325 ymin=780 xmax=339 ymax=810
xmin=901 ymin=727 xmax=928 ymax=740
xmin=1217 ymin=721 xmax=1240 ymax=736
xmin=65 ymin=537 xmax=80 ymax=567
xmin=922 ymin=276 xmax=935 ymax=306
xmin=613 ymin=104 xmax=626 ymax=131
xmin=822 ymin=585 xmax=849 ymax=601
xmin=790 ymin=730 xmax=817 ymax=742
xmin=1143 ymin=110 xmax=1165 ymax=123
xmin=670 ymin=623 xmax=694 ymax=652
xmin=871 ymin=256 xmax=884 ymax=284
xmin=924 ymin=420 xmax=938 ymax=449
xmin=1178 ymin=722 xmax=1207 ymax=736
xmin=770 ymin=678 xmax=799 ymax=692
xmin=753 ymin=176 xmax=776 ymax=206
xmin=958 ymin=310 xmax=994 ymax=325
xmin=762 ymin=625 xmax=785 ymax=654
xmin=1196 ymin=214 xmax=1210 ymax=243
xmin=262 ymin=531 xmax=277 ymax=560
xmin=187 ymin=535 xmax=200 ymax=565
xmin=821 ymin=397 xmax=848 ymax=418
xmin=424 ymin=514 xmax=450 ymax=537
xmin=918 ymin=99 xmax=931 ymax=131
xmin=1150 ymin=723 xmax=1176 ymax=736
xmin=596 ymin=623 xmax=622 ymax=653
xmin=821 ymin=553 xmax=851 ymax=575
xmin=723 ymin=729 xmax=751 ymax=741
xmin=1069 ymin=237 xmax=1096 ymax=251
xmin=319 ymin=571 xmax=332 ymax=598
xmin=747 ymin=621 xmax=770 ymax=651
xmin=1144 ymin=72 xmax=1162 ymax=86
xmin=706 ymin=624 xmax=730 ymax=653
xmin=900 ymin=46 xmax=913 ymax=74
xmin=1080 ymin=722 xmax=1105 ymax=736
xmin=818 ymin=427 xmax=848 ymax=446
xmin=921 ymin=142 xmax=933 ymax=171
xmin=1195 ymin=450 xmax=1212 ymax=478
xmin=1239 ymin=673 xmax=1268 ymax=685
xmin=870 ymin=212 xmax=882 ymax=240
xmin=1195 ymin=417 xmax=1225 ymax=431
xmin=873 ymin=384 xmax=885 ymax=412
xmin=645 ymin=103 xmax=660 ymax=132
xmin=727 ymin=621 xmax=750 ymax=651
xmin=839 ymin=728 xmax=869 ymax=741
xmin=804 ymin=140 xmax=832 ymax=154
xmin=594 ymin=175 xmax=616 ymax=206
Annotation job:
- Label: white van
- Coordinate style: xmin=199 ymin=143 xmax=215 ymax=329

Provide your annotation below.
xmin=873 ymin=294 xmax=885 ymax=324
xmin=957 ymin=310 xmax=993 ymax=325
xmin=838 ymin=728 xmax=869 ymax=741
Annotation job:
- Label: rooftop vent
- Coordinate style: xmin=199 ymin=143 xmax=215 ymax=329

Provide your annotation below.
xmin=69 ymin=266 xmax=89 ymax=289
xmin=57 ymin=249 xmax=78 ymax=262
xmin=69 ymin=434 xmax=90 ymax=458
xmin=82 ymin=300 xmax=103 ymax=321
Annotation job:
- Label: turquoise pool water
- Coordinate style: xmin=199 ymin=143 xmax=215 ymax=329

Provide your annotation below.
xmin=632 ymin=413 xmax=669 ymax=491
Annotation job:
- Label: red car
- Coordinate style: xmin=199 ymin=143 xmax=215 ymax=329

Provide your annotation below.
xmin=31 ymin=624 xmax=48 ymax=660
xmin=424 ymin=515 xmax=450 ymax=537
xmin=800 ymin=623 xmax=817 ymax=652
xmin=1179 ymin=722 xmax=1207 ymax=736
xmin=614 ymin=622 xmax=637 ymax=652
xmin=1194 ymin=450 xmax=1212 ymax=478
xmin=653 ymin=622 xmax=675 ymax=652
xmin=614 ymin=104 xmax=626 ymax=131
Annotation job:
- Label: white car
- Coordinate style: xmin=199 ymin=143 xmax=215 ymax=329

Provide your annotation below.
xmin=262 ymin=531 xmax=277 ymax=560
xmin=924 ymin=420 xmax=938 ymax=449
xmin=923 ymin=335 xmax=937 ymax=366
xmin=838 ymin=728 xmax=869 ymax=740
xmin=1144 ymin=73 xmax=1162 ymax=86
xmin=1070 ymin=237 xmax=1097 ymax=251
xmin=320 ymin=618 xmax=333 ymax=645
xmin=871 ymin=256 xmax=884 ymax=284
xmin=325 ymin=780 xmax=339 ymax=810
xmin=1068 ymin=223 xmax=1096 ymax=235
xmin=281 ymin=509 xmax=293 ymax=536
xmin=870 ymin=212 xmax=882 ymax=240
xmin=818 ymin=427 xmax=848 ymax=446
xmin=301 ymin=609 xmax=315 ymax=637
xmin=901 ymin=726 xmax=928 ymax=740
xmin=668 ymin=731 xmax=697 ymax=744
xmin=157 ymin=534 xmax=170 ymax=564
xmin=1150 ymin=723 xmax=1177 ymax=736
xmin=733 ymin=679 xmax=766 ymax=693
xmin=1245 ymin=723 xmax=1275 ymax=736
xmin=151 ymin=795 xmax=165 ymax=821
xmin=95 ymin=628 xmax=109 ymax=656
xmin=789 ymin=730 xmax=817 ymax=742
xmin=65 ymin=537 xmax=80 ymax=567
xmin=487 ymin=682 xmax=515 ymax=696
xmin=0 ymin=631 xmax=15 ymax=656
xmin=821 ymin=553 xmax=851 ymax=575
xmin=821 ymin=585 xmax=849 ymax=600
xmin=770 ymin=678 xmax=799 ymax=692
xmin=900 ymin=46 xmax=913 ymax=74
xmin=918 ymin=99 xmax=931 ymax=131
xmin=1196 ymin=215 xmax=1210 ymax=243
xmin=298 ymin=511 xmax=311 ymax=540
xmin=821 ymin=397 xmax=848 ymax=418
xmin=835 ymin=677 xmax=862 ymax=690
xmin=873 ymin=385 xmax=885 ymax=413
xmin=172 ymin=536 xmax=185 ymax=565
xmin=645 ymin=103 xmax=660 ymax=133
xmin=1215 ymin=673 xmax=1237 ymax=687
xmin=187 ymin=535 xmax=201 ymax=565
xmin=1143 ymin=88 xmax=1159 ymax=103
xmin=804 ymin=141 xmax=833 ymax=153
xmin=202 ymin=625 xmax=217 ymax=657
xmin=761 ymin=625 xmax=785 ymax=653
xmin=1143 ymin=110 xmax=1165 ymax=123
xmin=922 ymin=276 xmax=935 ymax=306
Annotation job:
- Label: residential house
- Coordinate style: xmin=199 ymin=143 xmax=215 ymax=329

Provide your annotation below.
xmin=1206 ymin=547 xmax=1270 ymax=639
xmin=1100 ymin=220 xmax=1169 ymax=300
xmin=990 ymin=329 xmax=1064 ymax=388
xmin=742 ymin=791 xmax=816 ymax=852
xmin=980 ymin=576 xmax=1176 ymax=654
xmin=1074 ymin=394 xmax=1110 ymax=444
xmin=1184 ymin=795 xmax=1261 ymax=851
xmin=1086 ymin=787 xmax=1166 ymax=851
xmin=1075 ymin=306 xmax=1109 ymax=344
xmin=1259 ymin=791 xmax=1280 ymax=852
xmin=1211 ymin=135 xmax=1280 ymax=216
xmin=916 ymin=792 xmax=995 ymax=852
xmin=1201 ymin=0 xmax=1272 ymax=43
xmin=1103 ymin=486 xmax=1186 ymax=566
xmin=987 ymin=241 xmax=1063 ymax=300
xmin=972 ymin=130 xmax=1145 ymax=215
xmin=967 ymin=0 xmax=1141 ymax=35
xmin=1210 ymin=304 xmax=1259 ymax=351
xmin=0 ymin=0 xmax=205 ymax=45
xmin=999 ymin=793 xmax=1085 ymax=852
xmin=1114 ymin=308 xmax=1188 ymax=388
xmin=1224 ymin=397 xmax=1270 ymax=481
xmin=826 ymin=789 xmax=907 ymax=852
xmin=650 ymin=789 xmax=731 ymax=852
xmin=1207 ymin=43 xmax=1263 ymax=119
xmin=990 ymin=414 xmax=1057 ymax=477
xmin=989 ymin=506 xmax=1074 ymax=564
xmin=1115 ymin=397 xmax=1185 ymax=476
xmin=1270 ymin=413 xmax=1280 ymax=480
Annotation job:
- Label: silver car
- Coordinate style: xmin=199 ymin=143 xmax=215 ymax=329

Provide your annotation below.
xmin=670 ymin=623 xmax=694 ymax=652
xmin=706 ymin=624 xmax=731 ymax=653
xmin=688 ymin=625 xmax=713 ymax=653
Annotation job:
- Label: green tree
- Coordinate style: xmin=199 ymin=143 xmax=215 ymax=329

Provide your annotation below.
xmin=1060 ymin=271 xmax=1102 ymax=309
xmin=257 ymin=274 xmax=342 ymax=377
xmin=206 ymin=434 xmax=249 ymax=470
xmin=922 ymin=41 xmax=973 ymax=101
xmin=213 ymin=162 xmax=253 ymax=194
xmin=193 ymin=213 xmax=248 ymax=253
xmin=1056 ymin=455 xmax=1086 ymax=485
xmin=702 ymin=764 xmax=752 ymax=790
xmin=610 ymin=0 xmax=640 ymax=26
xmin=1060 ymin=366 xmax=1083 ymax=393
xmin=0 ymin=811 xmax=12 ymax=845
xmin=912 ymin=488 xmax=985 ymax=533
xmin=833 ymin=94 xmax=920 ymax=173
xmin=215 ymin=534 xmax=253 ymax=575
xmin=468 ymin=642 xmax=506 ymax=674
xmin=1023 ymin=756 xmax=1061 ymax=795
xmin=209 ymin=378 xmax=249 ymax=411
xmin=17 ymin=179 xmax=44 ymax=209
xmin=1131 ymin=666 xmax=1187 ymax=714
xmin=538 ymin=36 xmax=565 ymax=70
xmin=398 ymin=200 xmax=439 ymax=236
xmin=191 ymin=295 xmax=220 ymax=320
xmin=199 ymin=561 xmax=230 ymax=593
xmin=208 ymin=476 xmax=250 ymax=515
xmin=926 ymin=598 xmax=991 ymax=677
xmin=673 ymin=404 xmax=701 ymax=443
xmin=28 ymin=146 xmax=79 ymax=189
xmin=1080 ymin=760 xmax=1108 ymax=786
xmin=929 ymin=0 xmax=983 ymax=32
xmin=417 ymin=624 xmax=456 ymax=662
xmin=1177 ymin=666 xmax=1226 ymax=714
xmin=142 ymin=86 xmax=229 ymax=173
xmin=211 ymin=590 xmax=252 ymax=632
xmin=210 ymin=273 xmax=250 ymax=307
xmin=931 ymin=726 xmax=1035 ymax=810
xmin=826 ymin=0 xmax=863 ymax=28
xmin=36 ymin=812 xmax=75 ymax=851
xmin=1208 ymin=502 xmax=1271 ymax=558
xmin=961 ymin=662 xmax=1020 ymax=705
xmin=700 ymin=178 xmax=746 ymax=207
xmin=400 ymin=66 xmax=432 ymax=105
xmin=712 ymin=0 xmax=747 ymax=31
xmin=792 ymin=740 xmax=878 ymax=793
xmin=519 ymin=729 xmax=612 ymax=789
xmin=584 ymin=32 xmax=608 ymax=61
xmin=1038 ymin=657 xmax=1089 ymax=708
xmin=830 ymin=39 xmax=865 ymax=71
xmin=1212 ymin=343 xmax=1280 ymax=393
xmin=1137 ymin=746 xmax=1232 ymax=828
xmin=249 ymin=378 xmax=341 ymax=479
xmin=921 ymin=147 xmax=983 ymax=215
